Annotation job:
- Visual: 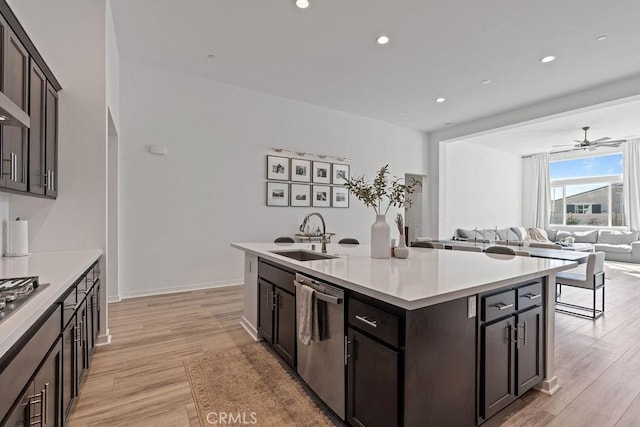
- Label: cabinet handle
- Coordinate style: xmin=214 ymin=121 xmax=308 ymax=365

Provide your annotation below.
xmin=74 ymin=325 xmax=80 ymax=343
xmin=493 ymin=302 xmax=514 ymax=311
xmin=51 ymin=170 xmax=55 ymax=192
xmin=42 ymin=382 xmax=49 ymax=425
xmin=355 ymin=315 xmax=378 ymax=328
xmin=11 ymin=153 xmax=16 ymax=181
xmin=509 ymin=325 xmax=518 ymax=347
xmin=344 ymin=336 xmax=352 ymax=365
xmin=524 ymin=293 xmax=541 ymax=300
xmin=27 ymin=388 xmax=44 ymax=426
xmin=518 ymin=322 xmax=527 ymax=346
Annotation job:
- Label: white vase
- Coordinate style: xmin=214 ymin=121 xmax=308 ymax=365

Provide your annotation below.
xmin=371 ymin=214 xmax=391 ymax=259
xmin=394 ymin=237 xmax=409 ymax=259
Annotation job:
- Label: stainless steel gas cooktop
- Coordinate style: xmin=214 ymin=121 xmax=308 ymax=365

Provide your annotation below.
xmin=0 ymin=277 xmax=48 ymax=324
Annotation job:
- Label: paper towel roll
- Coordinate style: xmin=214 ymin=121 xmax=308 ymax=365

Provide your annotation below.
xmin=5 ymin=219 xmax=28 ymax=257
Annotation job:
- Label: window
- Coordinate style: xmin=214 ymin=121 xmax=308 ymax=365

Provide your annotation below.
xmin=550 ymin=153 xmax=625 ymax=227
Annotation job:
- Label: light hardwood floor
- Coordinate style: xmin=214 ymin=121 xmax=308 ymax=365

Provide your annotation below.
xmin=70 ymin=262 xmax=640 ymax=426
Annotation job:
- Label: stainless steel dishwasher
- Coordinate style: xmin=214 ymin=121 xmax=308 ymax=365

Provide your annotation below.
xmin=294 ymin=273 xmax=345 ymax=420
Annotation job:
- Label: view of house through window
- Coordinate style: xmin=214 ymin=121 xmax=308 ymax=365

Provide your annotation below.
xmin=549 ymin=153 xmax=625 ymax=227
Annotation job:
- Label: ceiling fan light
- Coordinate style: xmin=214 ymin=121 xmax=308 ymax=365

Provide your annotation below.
xmin=295 ymin=0 xmax=310 ymax=9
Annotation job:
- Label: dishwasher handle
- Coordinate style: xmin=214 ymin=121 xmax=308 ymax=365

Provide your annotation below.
xmin=295 ymin=273 xmax=344 ymax=305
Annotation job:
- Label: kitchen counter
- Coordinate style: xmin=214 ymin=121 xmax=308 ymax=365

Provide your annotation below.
xmin=232 ymin=242 xmax=576 ymax=310
xmin=0 ymin=250 xmax=102 ymax=359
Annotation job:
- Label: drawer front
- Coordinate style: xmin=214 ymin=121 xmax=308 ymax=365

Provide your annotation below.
xmin=517 ymin=281 xmax=543 ymax=311
xmin=258 ymin=260 xmax=295 ymax=294
xmin=349 ymin=298 xmax=400 ymax=347
xmin=0 ymin=306 xmax=61 ymax=419
xmin=482 ymin=290 xmax=516 ymax=322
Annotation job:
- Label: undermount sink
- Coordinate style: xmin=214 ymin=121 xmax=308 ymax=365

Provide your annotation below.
xmin=271 ymin=250 xmax=338 ymax=261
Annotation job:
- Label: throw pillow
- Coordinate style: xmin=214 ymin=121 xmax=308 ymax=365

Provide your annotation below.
xmin=511 ymin=227 xmax=528 ymax=240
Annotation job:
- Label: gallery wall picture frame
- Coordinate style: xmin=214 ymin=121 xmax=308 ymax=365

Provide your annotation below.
xmin=313 ymin=161 xmax=331 ymax=184
xmin=290 ymin=184 xmax=311 ymax=207
xmin=267 ymin=155 xmax=290 ymax=181
xmin=332 ymin=163 xmax=350 ymax=185
xmin=312 ymin=185 xmax=331 ymax=207
xmin=266 ymin=182 xmax=289 ymax=207
xmin=332 ymin=186 xmax=350 ymax=208
xmin=291 ymin=158 xmax=312 ymax=183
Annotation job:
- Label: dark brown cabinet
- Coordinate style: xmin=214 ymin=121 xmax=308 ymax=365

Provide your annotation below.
xmin=0 ymin=2 xmax=60 ymax=198
xmin=347 ymin=327 xmax=399 ymax=427
xmin=1 ymin=23 xmax=28 ymax=191
xmin=257 ymin=260 xmax=296 ymax=368
xmin=478 ymin=281 xmax=545 ymax=423
xmin=28 ymin=61 xmax=45 ymax=195
xmin=61 ymin=312 xmax=76 ymax=420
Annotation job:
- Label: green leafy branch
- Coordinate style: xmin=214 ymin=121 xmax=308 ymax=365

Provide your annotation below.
xmin=345 ymin=165 xmax=421 ymax=215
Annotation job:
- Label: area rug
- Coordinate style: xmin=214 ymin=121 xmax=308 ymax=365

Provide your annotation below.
xmin=184 ymin=343 xmax=336 ymax=426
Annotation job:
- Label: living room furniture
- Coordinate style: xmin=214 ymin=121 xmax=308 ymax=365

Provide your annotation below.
xmin=555 ymin=252 xmax=606 ymax=320
xmin=451 ymin=245 xmax=482 ymax=252
xmin=529 ymin=242 xmax=562 ymax=249
xmin=411 ymin=241 xmax=444 ymax=249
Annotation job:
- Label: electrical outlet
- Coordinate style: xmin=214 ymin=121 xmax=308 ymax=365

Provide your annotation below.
xmin=468 ymin=296 xmax=477 ymax=318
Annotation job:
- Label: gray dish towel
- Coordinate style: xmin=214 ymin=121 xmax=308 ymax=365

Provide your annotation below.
xmin=298 ymin=284 xmax=320 ymax=345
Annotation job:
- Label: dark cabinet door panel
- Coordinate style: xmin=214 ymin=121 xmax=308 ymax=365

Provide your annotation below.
xmin=28 ymin=61 xmax=46 ymax=195
xmin=273 ymin=288 xmax=295 ymax=368
xmin=347 ymin=328 xmax=399 ymax=427
xmin=44 ymin=83 xmax=58 ymax=197
xmin=516 ymin=306 xmax=543 ymax=395
xmin=2 ymin=381 xmax=35 ymax=427
xmin=4 ymin=27 xmax=28 ymax=110
xmin=257 ymin=280 xmax=274 ymax=343
xmin=62 ymin=314 xmax=76 ymax=420
xmin=34 ymin=340 xmax=62 ymax=427
xmin=481 ymin=316 xmax=516 ymax=420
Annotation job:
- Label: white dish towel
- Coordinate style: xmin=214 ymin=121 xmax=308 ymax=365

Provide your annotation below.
xmin=297 ymin=284 xmax=320 ymax=345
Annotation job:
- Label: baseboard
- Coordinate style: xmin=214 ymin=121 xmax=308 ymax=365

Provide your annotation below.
xmin=119 ymin=279 xmax=243 ymax=300
xmin=240 ymin=316 xmax=261 ymax=342
xmin=96 ymin=330 xmax=112 ymax=346
xmin=107 ymin=295 xmax=121 ymax=303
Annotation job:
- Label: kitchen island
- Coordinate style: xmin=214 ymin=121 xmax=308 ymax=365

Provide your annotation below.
xmin=232 ymin=242 xmax=577 ymax=426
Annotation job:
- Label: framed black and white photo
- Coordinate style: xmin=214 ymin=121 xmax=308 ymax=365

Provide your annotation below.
xmin=332 ymin=163 xmax=350 ymax=185
xmin=290 ymin=184 xmax=311 ymax=207
xmin=332 ymin=186 xmax=349 ymax=208
xmin=266 ymin=182 xmax=289 ymax=207
xmin=312 ymin=185 xmax=331 ymax=207
xmin=313 ymin=161 xmax=331 ymax=184
xmin=291 ymin=158 xmax=311 ymax=182
xmin=267 ymin=155 xmax=290 ymax=181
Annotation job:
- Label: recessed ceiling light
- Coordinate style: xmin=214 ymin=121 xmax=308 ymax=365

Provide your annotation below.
xmin=376 ymin=35 xmax=390 ymax=45
xmin=0 ymin=116 xmax=6 ymax=121
xmin=540 ymin=55 xmax=556 ymax=63
xmin=435 ymin=97 xmax=446 ymax=103
xmin=207 ymin=54 xmax=215 ymax=60
xmin=295 ymin=0 xmax=310 ymax=9
xmin=596 ymin=35 xmax=607 ymax=41
xmin=481 ymin=79 xmax=492 ymax=85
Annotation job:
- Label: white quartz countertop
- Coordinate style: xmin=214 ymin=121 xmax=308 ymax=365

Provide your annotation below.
xmin=0 ymin=250 xmax=102 ymax=359
xmin=232 ymin=243 xmax=577 ymax=310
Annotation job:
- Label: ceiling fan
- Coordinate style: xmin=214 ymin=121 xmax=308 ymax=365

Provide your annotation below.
xmin=552 ymin=126 xmax=626 ymax=153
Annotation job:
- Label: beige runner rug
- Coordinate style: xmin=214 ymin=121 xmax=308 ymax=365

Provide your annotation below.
xmin=184 ymin=343 xmax=336 ymax=426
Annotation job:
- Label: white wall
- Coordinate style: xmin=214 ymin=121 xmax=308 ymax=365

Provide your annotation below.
xmin=106 ymin=0 xmax=120 ymax=132
xmin=7 ymin=0 xmax=108 ymax=338
xmin=440 ymin=142 xmax=522 ymax=238
xmin=119 ymin=60 xmax=426 ymax=298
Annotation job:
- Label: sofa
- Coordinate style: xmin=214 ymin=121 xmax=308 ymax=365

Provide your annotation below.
xmin=454 ymin=227 xmax=640 ymax=263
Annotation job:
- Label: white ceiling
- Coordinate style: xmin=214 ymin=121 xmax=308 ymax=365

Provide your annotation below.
xmin=454 ymin=99 xmax=640 ymax=156
xmin=110 ymin=0 xmax=640 ymax=133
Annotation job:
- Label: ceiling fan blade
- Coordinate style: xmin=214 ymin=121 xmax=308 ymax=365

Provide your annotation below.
xmin=573 ymin=140 xmax=584 ymax=143
xmin=591 ymin=137 xmax=611 ymax=143
xmin=552 ymin=144 xmax=572 ymax=147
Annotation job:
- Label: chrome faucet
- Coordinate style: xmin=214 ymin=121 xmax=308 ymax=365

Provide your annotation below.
xmin=300 ymin=212 xmax=329 ymax=253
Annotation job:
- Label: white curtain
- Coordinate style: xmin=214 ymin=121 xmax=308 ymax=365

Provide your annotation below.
xmin=522 ymin=153 xmax=550 ymax=229
xmin=624 ymin=139 xmax=640 ymax=231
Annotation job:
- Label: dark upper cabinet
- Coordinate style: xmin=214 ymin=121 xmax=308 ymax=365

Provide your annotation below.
xmin=28 ymin=60 xmax=45 ymax=195
xmin=0 ymin=3 xmax=60 ymax=197
xmin=347 ymin=327 xmax=399 ymax=427
xmin=43 ymin=82 xmax=57 ymax=197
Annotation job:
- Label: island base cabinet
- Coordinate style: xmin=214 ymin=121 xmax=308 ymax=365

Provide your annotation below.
xmin=516 ymin=306 xmax=543 ymax=395
xmin=273 ymin=288 xmax=295 ymax=367
xmin=347 ymin=328 xmax=399 ymax=427
xmin=480 ymin=317 xmax=517 ymax=420
xmin=257 ymin=280 xmax=274 ymax=343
